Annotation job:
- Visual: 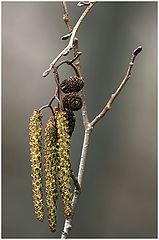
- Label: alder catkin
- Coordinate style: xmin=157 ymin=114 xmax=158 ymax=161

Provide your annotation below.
xmin=44 ymin=116 xmax=58 ymax=232
xmin=29 ymin=109 xmax=44 ymax=222
xmin=55 ymin=109 xmax=73 ymax=219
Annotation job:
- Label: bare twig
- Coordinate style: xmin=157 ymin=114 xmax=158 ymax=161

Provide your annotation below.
xmin=61 ymin=32 xmax=72 ymax=40
xmin=38 ymin=87 xmax=58 ymax=117
xmin=62 ymin=1 xmax=90 ymax=128
xmin=56 ymin=52 xmax=82 ymax=77
xmin=43 ymin=1 xmax=96 ymax=78
xmin=71 ymin=170 xmax=81 ymax=193
xmin=90 ymin=46 xmax=142 ymax=127
xmin=77 ymin=2 xmax=91 ymax=7
xmin=62 ymin=1 xmax=73 ymax=33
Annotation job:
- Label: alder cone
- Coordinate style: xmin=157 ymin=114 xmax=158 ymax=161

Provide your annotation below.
xmin=63 ymin=92 xmax=83 ymax=111
xmin=60 ymin=76 xmax=84 ymax=94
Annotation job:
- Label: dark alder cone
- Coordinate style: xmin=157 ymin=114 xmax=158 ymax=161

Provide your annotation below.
xmin=65 ymin=110 xmax=76 ymax=136
xmin=29 ymin=109 xmax=44 ymax=222
xmin=44 ymin=116 xmax=58 ymax=232
xmin=60 ymin=76 xmax=84 ymax=94
xmin=63 ymin=92 xmax=83 ymax=111
xmin=54 ymin=109 xmax=72 ymax=219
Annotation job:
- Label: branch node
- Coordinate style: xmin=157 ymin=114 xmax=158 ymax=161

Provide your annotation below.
xmin=107 ymin=105 xmax=111 ymax=110
xmin=87 ymin=123 xmax=93 ymax=132
xmin=71 ymin=170 xmax=81 ymax=193
xmin=63 ymin=14 xmax=68 ymax=22
xmin=62 ymin=46 xmax=72 ymax=56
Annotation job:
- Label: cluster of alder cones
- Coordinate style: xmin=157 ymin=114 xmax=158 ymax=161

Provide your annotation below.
xmin=29 ymin=75 xmax=84 ymax=232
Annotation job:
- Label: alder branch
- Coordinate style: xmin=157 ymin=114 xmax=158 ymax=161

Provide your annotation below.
xmin=42 ymin=1 xmax=96 ymax=78
xmin=61 ymin=47 xmax=142 ymax=240
xmin=60 ymin=2 xmax=142 ymax=239
xmin=91 ymin=46 xmax=142 ymax=126
xmin=61 ymin=2 xmax=95 ymax=238
xmin=62 ymin=2 xmax=90 ymax=128
xmin=62 ymin=1 xmax=73 ymax=33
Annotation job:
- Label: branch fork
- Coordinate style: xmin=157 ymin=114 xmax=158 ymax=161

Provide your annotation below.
xmin=41 ymin=1 xmax=142 ymax=238
xmin=42 ymin=1 xmax=96 ymax=78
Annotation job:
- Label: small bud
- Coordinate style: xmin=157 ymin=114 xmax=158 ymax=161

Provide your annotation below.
xmin=43 ymin=69 xmax=50 ymax=77
xmin=77 ymin=1 xmax=90 ymax=7
xmin=63 ymin=93 xmax=83 ymax=111
xmin=133 ymin=46 xmax=142 ymax=56
xmin=63 ymin=46 xmax=72 ymax=56
xmin=61 ymin=32 xmax=72 ymax=40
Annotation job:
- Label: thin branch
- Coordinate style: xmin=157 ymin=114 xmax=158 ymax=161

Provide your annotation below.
xmin=77 ymin=2 xmax=91 ymax=7
xmin=71 ymin=170 xmax=81 ymax=193
xmin=90 ymin=46 xmax=142 ymax=127
xmin=62 ymin=1 xmax=73 ymax=33
xmin=61 ymin=126 xmax=92 ymax=239
xmin=56 ymin=52 xmax=82 ymax=77
xmin=62 ymin=2 xmax=90 ymax=128
xmin=77 ymin=126 xmax=93 ymax=186
xmin=61 ymin=32 xmax=72 ymax=40
xmin=68 ymin=2 xmax=96 ymax=50
xmin=43 ymin=1 xmax=96 ymax=78
xmin=52 ymin=64 xmax=63 ymax=106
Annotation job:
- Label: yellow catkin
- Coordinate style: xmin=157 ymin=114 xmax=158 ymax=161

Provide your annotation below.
xmin=55 ymin=109 xmax=72 ymax=219
xmin=29 ymin=109 xmax=44 ymax=222
xmin=44 ymin=116 xmax=58 ymax=232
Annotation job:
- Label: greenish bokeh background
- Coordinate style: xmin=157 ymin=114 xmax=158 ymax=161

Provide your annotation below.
xmin=2 ymin=1 xmax=157 ymax=238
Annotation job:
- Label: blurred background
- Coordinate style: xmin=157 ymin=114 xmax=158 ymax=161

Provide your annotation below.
xmin=2 ymin=1 xmax=157 ymax=238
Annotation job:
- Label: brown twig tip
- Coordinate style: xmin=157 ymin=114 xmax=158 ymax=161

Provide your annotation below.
xmin=77 ymin=1 xmax=90 ymax=7
xmin=43 ymin=69 xmax=50 ymax=77
xmin=61 ymin=32 xmax=72 ymax=40
xmin=133 ymin=46 xmax=142 ymax=56
xmin=69 ymin=52 xmax=82 ymax=64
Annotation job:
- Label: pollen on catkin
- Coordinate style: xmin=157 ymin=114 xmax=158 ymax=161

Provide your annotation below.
xmin=44 ymin=116 xmax=58 ymax=232
xmin=29 ymin=109 xmax=44 ymax=222
xmin=55 ymin=109 xmax=73 ymax=219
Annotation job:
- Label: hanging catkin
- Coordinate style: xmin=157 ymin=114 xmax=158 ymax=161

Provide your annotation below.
xmin=29 ymin=109 xmax=44 ymax=222
xmin=44 ymin=116 xmax=58 ymax=232
xmin=55 ymin=109 xmax=73 ymax=219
